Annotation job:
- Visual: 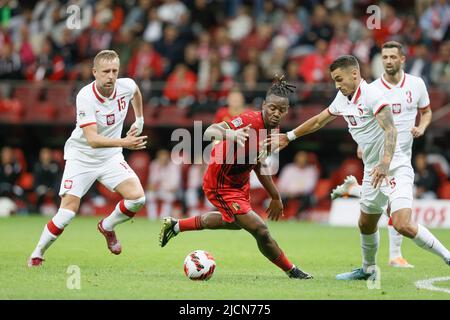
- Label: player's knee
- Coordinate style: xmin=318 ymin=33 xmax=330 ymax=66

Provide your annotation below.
xmin=125 ymin=196 xmax=146 ymax=212
xmin=358 ymin=219 xmax=376 ymax=234
xmin=393 ymin=221 xmax=414 ymax=237
xmin=255 ymin=225 xmax=271 ymax=243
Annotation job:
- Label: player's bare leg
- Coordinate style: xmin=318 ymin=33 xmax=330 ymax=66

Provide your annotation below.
xmin=28 ymin=194 xmax=79 ymax=267
xmin=98 ymin=178 xmax=145 ymax=255
xmin=336 ymin=212 xmax=381 ymax=280
xmin=391 ymin=208 xmax=450 ymax=265
xmin=159 ymin=211 xmax=241 ymax=247
xmin=235 ymin=211 xmax=312 ymax=279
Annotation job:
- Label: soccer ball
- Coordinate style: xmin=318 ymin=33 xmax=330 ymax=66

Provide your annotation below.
xmin=183 ymin=250 xmax=216 ymax=281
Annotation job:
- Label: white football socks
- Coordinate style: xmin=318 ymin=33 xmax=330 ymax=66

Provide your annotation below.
xmin=412 ymin=224 xmax=450 ymax=261
xmin=31 ymin=208 xmax=75 ymax=258
xmin=102 ymin=197 xmax=145 ymax=231
xmin=361 ymin=230 xmax=379 ymax=273
xmin=388 ymin=225 xmax=403 ymax=260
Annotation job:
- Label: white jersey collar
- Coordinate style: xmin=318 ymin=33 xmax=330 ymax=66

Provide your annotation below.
xmin=92 ymin=81 xmax=117 ymax=103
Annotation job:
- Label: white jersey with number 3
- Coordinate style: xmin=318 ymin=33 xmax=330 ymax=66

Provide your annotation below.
xmin=328 ymin=79 xmax=410 ymax=172
xmin=372 ymin=72 xmax=430 ymax=166
xmin=64 ymin=78 xmax=137 ymax=165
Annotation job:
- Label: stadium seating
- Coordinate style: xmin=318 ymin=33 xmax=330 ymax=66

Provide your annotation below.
xmin=0 ymin=99 xmax=24 ymax=123
xmin=23 ymin=102 xmax=58 ymax=123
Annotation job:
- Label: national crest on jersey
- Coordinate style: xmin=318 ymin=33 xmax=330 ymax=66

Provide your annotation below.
xmin=64 ymin=78 xmax=138 ymax=165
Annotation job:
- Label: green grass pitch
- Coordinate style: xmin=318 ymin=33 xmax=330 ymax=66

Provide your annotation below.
xmin=0 ymin=216 xmax=449 ymax=300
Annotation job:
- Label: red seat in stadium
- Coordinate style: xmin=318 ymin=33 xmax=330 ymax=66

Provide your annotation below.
xmin=13 ymin=85 xmax=42 ymax=108
xmin=155 ymin=105 xmax=187 ymax=125
xmin=58 ymin=105 xmax=77 ymax=124
xmin=127 ymin=151 xmax=151 ymax=185
xmin=24 ymin=102 xmax=58 ymax=123
xmin=46 ymin=84 xmax=74 ymax=109
xmin=0 ymin=99 xmax=24 ymax=122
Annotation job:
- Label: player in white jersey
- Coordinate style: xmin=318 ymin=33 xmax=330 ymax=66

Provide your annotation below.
xmin=330 ymin=41 xmax=433 ymax=269
xmin=265 ymin=55 xmax=449 ymax=280
xmin=28 ymin=50 xmax=148 ymax=267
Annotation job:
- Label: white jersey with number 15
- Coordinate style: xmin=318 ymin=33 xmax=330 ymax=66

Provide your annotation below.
xmin=64 ymin=78 xmax=138 ymax=165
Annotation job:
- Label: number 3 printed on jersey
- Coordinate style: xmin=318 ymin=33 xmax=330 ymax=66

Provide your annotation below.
xmin=406 ymin=90 xmax=412 ymax=104
xmin=117 ymin=97 xmax=126 ymax=111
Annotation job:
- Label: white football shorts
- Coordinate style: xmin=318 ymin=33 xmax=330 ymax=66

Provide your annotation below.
xmin=360 ymin=165 xmax=414 ymax=215
xmin=59 ymin=154 xmax=139 ymax=198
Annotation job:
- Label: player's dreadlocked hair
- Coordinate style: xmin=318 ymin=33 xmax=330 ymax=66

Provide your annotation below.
xmin=266 ymin=74 xmax=296 ymax=99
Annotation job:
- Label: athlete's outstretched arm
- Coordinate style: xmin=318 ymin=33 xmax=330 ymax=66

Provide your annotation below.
xmin=264 ymin=108 xmax=336 ymax=153
xmin=83 ymin=124 xmax=147 ymax=150
xmin=127 ymin=86 xmax=144 ymax=136
xmin=254 ymin=163 xmax=283 ymax=221
xmin=372 ymin=106 xmax=397 ymax=188
xmin=412 ymin=106 xmax=432 ymax=138
xmin=203 ymin=121 xmax=251 ymax=147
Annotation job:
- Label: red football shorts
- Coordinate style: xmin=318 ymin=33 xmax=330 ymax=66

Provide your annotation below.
xmin=204 ymin=188 xmax=252 ymax=223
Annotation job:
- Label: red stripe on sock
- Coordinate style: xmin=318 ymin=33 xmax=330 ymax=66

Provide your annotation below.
xmin=271 ymin=251 xmax=294 ymax=272
xmin=119 ymin=200 xmax=135 ymax=218
xmin=388 ymin=217 xmax=393 ymax=226
xmin=179 ymin=216 xmax=204 ymax=232
xmin=47 ymin=220 xmax=63 ymax=236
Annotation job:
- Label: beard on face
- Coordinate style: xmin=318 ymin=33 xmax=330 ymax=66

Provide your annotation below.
xmin=385 ymin=64 xmax=400 ymax=75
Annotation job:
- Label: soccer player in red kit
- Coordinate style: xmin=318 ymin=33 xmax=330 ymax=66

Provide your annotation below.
xmin=159 ymin=75 xmax=312 ymax=279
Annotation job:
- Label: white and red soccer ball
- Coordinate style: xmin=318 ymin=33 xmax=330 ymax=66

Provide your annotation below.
xmin=183 ymin=250 xmax=216 ymax=281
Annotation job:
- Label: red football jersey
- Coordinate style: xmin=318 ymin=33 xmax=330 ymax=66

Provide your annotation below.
xmin=203 ymin=110 xmax=273 ymax=191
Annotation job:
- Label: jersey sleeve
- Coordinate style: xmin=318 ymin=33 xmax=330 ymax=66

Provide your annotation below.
xmin=120 ymin=77 xmax=138 ymax=95
xmin=76 ymin=93 xmax=96 ymax=128
xmin=366 ymin=85 xmax=390 ymax=115
xmin=226 ymin=111 xmax=256 ymax=130
xmin=417 ymin=78 xmax=431 ymax=109
xmin=327 ymin=94 xmax=340 ymax=116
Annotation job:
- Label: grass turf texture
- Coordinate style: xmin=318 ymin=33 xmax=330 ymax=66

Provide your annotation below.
xmin=0 ymin=216 xmax=449 ymax=300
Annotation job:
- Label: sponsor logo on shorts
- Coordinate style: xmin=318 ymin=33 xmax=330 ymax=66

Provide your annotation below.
xmin=106 ymin=114 xmax=115 ymax=125
xmin=64 ymin=179 xmax=73 ymax=189
xmin=232 ymin=202 xmax=240 ymax=212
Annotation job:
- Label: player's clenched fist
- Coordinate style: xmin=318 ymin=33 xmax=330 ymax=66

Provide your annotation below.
xmin=122 ymin=134 xmax=148 ymax=150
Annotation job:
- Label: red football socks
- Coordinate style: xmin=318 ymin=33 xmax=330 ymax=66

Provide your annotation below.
xmin=179 ymin=216 xmax=203 ymax=232
xmin=271 ymin=251 xmax=294 ymax=272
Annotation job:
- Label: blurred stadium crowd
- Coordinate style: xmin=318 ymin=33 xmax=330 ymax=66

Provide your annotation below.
xmin=0 ymin=0 xmax=449 ymax=218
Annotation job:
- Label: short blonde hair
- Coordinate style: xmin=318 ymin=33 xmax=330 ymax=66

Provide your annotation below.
xmin=93 ymin=50 xmax=119 ymax=68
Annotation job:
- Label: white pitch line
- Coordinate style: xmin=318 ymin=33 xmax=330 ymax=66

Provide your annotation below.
xmin=415 ymin=276 xmax=450 ymax=294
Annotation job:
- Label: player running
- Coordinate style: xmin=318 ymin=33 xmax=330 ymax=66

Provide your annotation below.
xmin=28 ymin=50 xmax=148 ymax=267
xmin=159 ymin=75 xmax=313 ymax=279
xmin=331 ymin=42 xmax=433 ymax=269
xmin=265 ymin=55 xmax=449 ymax=280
